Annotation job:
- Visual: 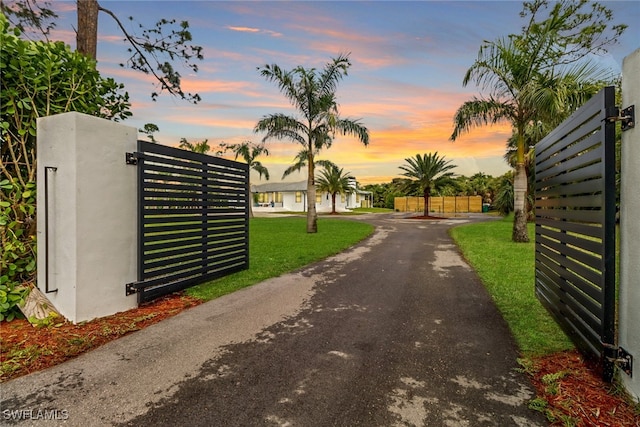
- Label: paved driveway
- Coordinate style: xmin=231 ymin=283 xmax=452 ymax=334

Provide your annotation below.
xmin=2 ymin=214 xmax=546 ymax=426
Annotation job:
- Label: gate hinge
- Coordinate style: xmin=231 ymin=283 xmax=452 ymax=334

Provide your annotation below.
xmin=125 ymin=152 xmax=142 ymax=165
xmin=125 ymin=281 xmax=141 ymax=296
xmin=604 ymin=344 xmax=633 ymax=377
xmin=605 ymin=105 xmax=635 ymax=131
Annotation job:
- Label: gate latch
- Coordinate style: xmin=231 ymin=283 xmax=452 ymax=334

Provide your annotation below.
xmin=606 ymin=105 xmax=635 ymax=131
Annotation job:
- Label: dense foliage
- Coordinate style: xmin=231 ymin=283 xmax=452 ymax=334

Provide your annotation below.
xmin=0 ymin=14 xmax=131 ymax=321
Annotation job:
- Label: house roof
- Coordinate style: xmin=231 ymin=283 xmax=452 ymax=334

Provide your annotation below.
xmin=252 ymin=180 xmax=371 ymax=195
xmin=251 ymin=181 xmax=307 ymax=193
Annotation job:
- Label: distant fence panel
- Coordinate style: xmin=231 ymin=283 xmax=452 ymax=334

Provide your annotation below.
xmin=534 ymin=86 xmax=617 ymax=381
xmin=126 ymin=141 xmax=249 ymax=303
xmin=394 ymin=196 xmax=482 ymax=213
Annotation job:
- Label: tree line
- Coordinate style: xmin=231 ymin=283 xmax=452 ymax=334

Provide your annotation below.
xmin=363 ymin=170 xmax=516 ymax=213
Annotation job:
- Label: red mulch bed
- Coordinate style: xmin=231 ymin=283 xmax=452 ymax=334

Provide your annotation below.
xmin=0 ymin=293 xmax=201 ymax=382
xmin=1 ymin=296 xmax=638 ymax=426
xmin=527 ymin=350 xmax=639 ymax=426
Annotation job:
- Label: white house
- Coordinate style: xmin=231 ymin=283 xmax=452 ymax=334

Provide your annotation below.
xmin=251 ymin=177 xmax=371 ymax=213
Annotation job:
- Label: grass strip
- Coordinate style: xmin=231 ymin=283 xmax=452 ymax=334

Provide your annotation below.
xmin=187 ymin=217 xmax=374 ymax=301
xmin=449 ymin=216 xmax=573 ymax=357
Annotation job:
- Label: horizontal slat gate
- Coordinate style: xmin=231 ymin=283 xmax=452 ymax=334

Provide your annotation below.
xmin=126 ymin=141 xmax=249 ymax=303
xmin=534 ymin=86 xmax=617 ymax=381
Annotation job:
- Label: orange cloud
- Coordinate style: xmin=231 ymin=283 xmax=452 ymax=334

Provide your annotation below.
xmin=179 ymin=79 xmax=262 ymax=96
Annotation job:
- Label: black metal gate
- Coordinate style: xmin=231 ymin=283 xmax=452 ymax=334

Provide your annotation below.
xmin=126 ymin=141 xmax=249 ymax=303
xmin=534 ymin=86 xmax=631 ymax=381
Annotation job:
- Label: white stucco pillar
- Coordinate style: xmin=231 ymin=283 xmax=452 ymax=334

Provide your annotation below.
xmin=37 ymin=112 xmax=138 ymax=323
xmin=619 ymin=48 xmax=640 ymax=401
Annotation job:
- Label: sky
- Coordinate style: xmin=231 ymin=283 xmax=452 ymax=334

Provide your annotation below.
xmin=42 ymin=1 xmax=640 ymax=185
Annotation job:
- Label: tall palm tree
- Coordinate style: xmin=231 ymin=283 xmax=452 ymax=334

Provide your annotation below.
xmin=316 ymin=165 xmax=354 ymax=214
xmin=448 ymin=0 xmax=623 ymax=241
xmin=399 ymin=152 xmax=456 ymax=217
xmin=221 ymin=141 xmax=270 ymax=218
xmin=450 ymin=35 xmax=607 ymax=242
xmin=254 ymin=54 xmax=369 ymax=233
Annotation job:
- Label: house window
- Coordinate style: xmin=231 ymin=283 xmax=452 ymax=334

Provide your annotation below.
xmin=258 ymin=193 xmax=267 ymax=203
xmin=356 ymin=193 xmax=360 ymax=203
xmin=274 ymin=192 xmax=283 ymax=203
xmin=316 ymin=193 xmax=322 ymax=203
xmin=341 ymin=194 xmax=346 ymax=203
xmin=295 ymin=191 xmax=302 ymax=203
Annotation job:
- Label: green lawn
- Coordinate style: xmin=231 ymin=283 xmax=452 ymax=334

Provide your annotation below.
xmin=449 ymin=216 xmax=574 ymax=357
xmin=263 ymin=207 xmax=393 ymax=216
xmin=187 ymin=217 xmax=374 ymax=301
xmin=348 ymin=207 xmax=394 ymax=214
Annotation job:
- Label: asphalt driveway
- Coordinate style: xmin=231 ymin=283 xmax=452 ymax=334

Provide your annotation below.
xmin=2 ymin=213 xmax=546 ymax=426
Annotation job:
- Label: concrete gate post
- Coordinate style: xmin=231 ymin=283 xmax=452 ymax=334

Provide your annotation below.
xmin=36 ymin=112 xmax=138 ymax=323
xmin=619 ymin=48 xmax=640 ymax=401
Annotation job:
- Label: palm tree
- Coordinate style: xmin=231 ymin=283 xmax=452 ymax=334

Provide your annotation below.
xmin=220 ymin=141 xmax=270 ymax=218
xmin=254 ymin=54 xmax=369 ymax=233
xmin=449 ymin=0 xmax=622 ymax=242
xmin=179 ymin=137 xmax=211 ymax=154
xmin=450 ymin=35 xmax=607 ymax=242
xmin=316 ymin=165 xmax=354 ymax=214
xmin=399 ymin=152 xmax=456 ymax=217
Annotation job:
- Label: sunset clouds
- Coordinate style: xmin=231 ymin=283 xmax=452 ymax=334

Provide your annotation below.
xmin=48 ymin=1 xmax=638 ymax=184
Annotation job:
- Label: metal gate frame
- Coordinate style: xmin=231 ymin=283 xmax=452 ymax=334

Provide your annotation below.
xmin=534 ymin=86 xmax=632 ymax=382
xmin=125 ymin=141 xmax=249 ymax=303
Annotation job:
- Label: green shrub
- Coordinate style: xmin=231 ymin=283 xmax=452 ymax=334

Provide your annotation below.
xmin=0 ymin=281 xmax=29 ymax=322
xmin=0 ymin=15 xmax=131 ymax=321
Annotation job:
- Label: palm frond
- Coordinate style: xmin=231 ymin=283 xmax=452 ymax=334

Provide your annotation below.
xmin=254 ymin=114 xmax=307 ymax=146
xmin=252 ymin=162 xmax=269 ymax=180
xmin=337 ymin=117 xmax=369 ymax=146
xmin=318 ymin=53 xmax=351 ymax=98
xmin=450 ymin=97 xmax=512 ymax=141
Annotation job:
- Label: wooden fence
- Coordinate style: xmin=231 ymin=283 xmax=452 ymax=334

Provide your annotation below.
xmin=394 ymin=196 xmax=483 ymax=213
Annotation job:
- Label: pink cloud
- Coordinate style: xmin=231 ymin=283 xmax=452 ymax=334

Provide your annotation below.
xmin=226 ymin=26 xmax=283 ymax=37
xmin=49 ymin=28 xmax=76 ymax=45
xmin=227 ymin=26 xmax=261 ymax=33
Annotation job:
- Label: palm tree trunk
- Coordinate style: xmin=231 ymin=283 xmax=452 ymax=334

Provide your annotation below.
xmin=247 ymin=181 xmax=254 ymax=219
xmin=512 ymin=162 xmax=530 ymax=242
xmin=423 ymin=186 xmax=430 ymax=217
xmin=331 ymin=193 xmax=337 ymax=214
xmin=307 ymin=152 xmax=318 ymax=233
